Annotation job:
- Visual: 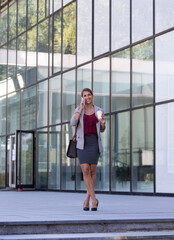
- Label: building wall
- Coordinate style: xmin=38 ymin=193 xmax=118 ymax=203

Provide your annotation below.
xmin=0 ymin=0 xmax=174 ymax=194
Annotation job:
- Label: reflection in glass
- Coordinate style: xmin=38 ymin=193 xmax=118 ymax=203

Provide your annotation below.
xmin=0 ymin=137 xmax=6 ymax=188
xmin=62 ymin=123 xmax=75 ymax=190
xmin=112 ymin=49 xmax=130 ymax=111
xmin=77 ymin=0 xmax=92 ymax=65
xmin=156 ymin=103 xmax=174 ymax=193
xmin=62 ymin=70 xmax=75 ymax=122
xmin=27 ymin=0 xmax=37 ymax=29
xmin=156 ymin=0 xmax=174 ymax=33
xmin=21 ymin=85 xmax=36 ymax=130
xmin=37 ymin=128 xmax=48 ymax=189
xmin=49 ymin=76 xmax=61 ymax=125
xmin=9 ymin=1 xmax=17 ymax=40
xmin=94 ymin=0 xmax=109 ymax=56
xmin=156 ymin=31 xmax=174 ymax=102
xmin=38 ymin=0 xmax=46 ymax=21
xmin=53 ymin=11 xmax=61 ymax=73
xmin=0 ymin=96 xmax=6 ymax=135
xmin=17 ymin=33 xmax=26 ymax=89
xmin=112 ymin=112 xmax=130 ymax=191
xmin=18 ymin=0 xmax=26 ymax=34
xmin=0 ymin=45 xmax=7 ymax=97
xmin=8 ymin=40 xmax=16 ymax=94
xmin=93 ymin=57 xmax=110 ymax=113
xmin=49 ymin=16 xmax=53 ymax=76
xmin=38 ymin=19 xmax=49 ymax=80
xmin=63 ymin=2 xmax=76 ymax=70
xmin=132 ymin=40 xmax=153 ymax=107
xmin=112 ymin=0 xmax=130 ymax=51
xmin=0 ymin=6 xmax=7 ymax=45
xmin=8 ymin=92 xmax=20 ymax=134
xmin=37 ymin=81 xmax=48 ymax=128
xmin=48 ymin=126 xmax=61 ymax=189
xmin=132 ymin=0 xmax=153 ymax=43
xmin=53 ymin=0 xmax=61 ymax=13
xmin=77 ymin=63 xmax=92 ymax=104
xmin=132 ymin=107 xmax=154 ymax=192
xmin=27 ymin=27 xmax=37 ymax=86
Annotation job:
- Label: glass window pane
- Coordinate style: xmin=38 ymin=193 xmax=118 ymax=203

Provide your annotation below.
xmin=132 ymin=40 xmax=153 ymax=107
xmin=9 ymin=1 xmax=17 ymax=40
xmin=8 ymin=40 xmax=16 ymax=94
xmin=93 ymin=57 xmax=110 ymax=113
xmin=38 ymin=19 xmax=49 ymax=80
xmin=27 ymin=27 xmax=37 ymax=86
xmin=38 ymin=0 xmax=45 ymax=21
xmin=63 ymin=0 xmax=72 ymax=6
xmin=0 ymin=96 xmax=6 ymax=136
xmin=7 ymin=92 xmax=20 ymax=134
xmin=0 ymin=45 xmax=7 ymax=97
xmin=112 ymin=49 xmax=130 ymax=112
xmin=53 ymin=0 xmax=61 ymax=13
xmin=111 ymin=0 xmax=130 ymax=51
xmin=156 ymin=0 xmax=174 ymax=33
xmin=37 ymin=81 xmax=48 ymax=128
xmin=48 ymin=126 xmax=61 ymax=189
xmin=62 ymin=70 xmax=75 ymax=122
xmin=0 ymin=6 xmax=8 ymax=45
xmin=94 ymin=0 xmax=109 ymax=56
xmin=132 ymin=0 xmax=153 ymax=43
xmin=17 ymin=33 xmax=26 ymax=89
xmin=18 ymin=0 xmax=26 ymax=34
xmin=62 ymin=123 xmax=75 ymax=190
xmin=49 ymin=76 xmax=61 ymax=125
xmin=132 ymin=107 xmax=154 ymax=193
xmin=156 ymin=103 xmax=174 ymax=193
xmin=0 ymin=137 xmax=6 ymax=188
xmin=77 ymin=63 xmax=92 ymax=104
xmin=22 ymin=85 xmax=36 ymax=130
xmin=37 ymin=128 xmax=48 ymax=189
xmin=77 ymin=0 xmax=92 ymax=65
xmin=49 ymin=16 xmax=53 ymax=76
xmin=112 ymin=112 xmax=130 ymax=192
xmin=63 ymin=2 xmax=76 ymax=71
xmin=27 ymin=0 xmax=37 ymax=29
xmin=53 ymin=11 xmax=61 ymax=73
xmin=155 ymin=31 xmax=174 ymax=102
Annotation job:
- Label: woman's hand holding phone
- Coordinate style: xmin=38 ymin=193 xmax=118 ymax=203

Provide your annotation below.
xmin=80 ymin=97 xmax=85 ymax=110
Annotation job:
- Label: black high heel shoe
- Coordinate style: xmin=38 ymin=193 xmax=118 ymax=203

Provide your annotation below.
xmin=83 ymin=202 xmax=89 ymax=211
xmin=91 ymin=199 xmax=99 ymax=211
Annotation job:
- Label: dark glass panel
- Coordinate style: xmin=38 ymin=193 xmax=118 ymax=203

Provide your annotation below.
xmin=7 ymin=91 xmax=20 ymax=134
xmin=38 ymin=19 xmax=49 ymax=80
xmin=21 ymin=85 xmax=36 ymax=130
xmin=112 ymin=49 xmax=130 ymax=112
xmin=63 ymin=2 xmax=76 ymax=70
xmin=132 ymin=107 xmax=154 ymax=192
xmin=62 ymin=123 xmax=75 ymax=190
xmin=132 ymin=40 xmax=153 ymax=107
xmin=27 ymin=0 xmax=37 ymax=29
xmin=112 ymin=112 xmax=130 ymax=191
xmin=9 ymin=1 xmax=17 ymax=40
xmin=37 ymin=128 xmax=48 ymax=189
xmin=48 ymin=126 xmax=61 ymax=189
xmin=18 ymin=0 xmax=26 ymax=34
xmin=27 ymin=27 xmax=37 ymax=86
xmin=0 ymin=6 xmax=8 ymax=45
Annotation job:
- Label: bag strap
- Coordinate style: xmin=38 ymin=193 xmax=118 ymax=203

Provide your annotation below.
xmin=72 ymin=120 xmax=79 ymax=140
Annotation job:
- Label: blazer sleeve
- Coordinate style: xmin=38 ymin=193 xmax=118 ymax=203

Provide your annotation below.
xmin=70 ymin=107 xmax=80 ymax=126
xmin=100 ymin=108 xmax=106 ymax=132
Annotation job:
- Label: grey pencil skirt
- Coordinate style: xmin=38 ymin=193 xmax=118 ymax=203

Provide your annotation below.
xmin=77 ymin=134 xmax=100 ymax=165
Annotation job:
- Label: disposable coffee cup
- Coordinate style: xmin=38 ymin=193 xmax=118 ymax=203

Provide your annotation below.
xmin=97 ymin=110 xmax=102 ymax=120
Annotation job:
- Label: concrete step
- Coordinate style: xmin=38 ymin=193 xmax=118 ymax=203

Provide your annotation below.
xmin=1 ymin=219 xmax=174 ymax=235
xmin=0 ymin=231 xmax=174 ymax=240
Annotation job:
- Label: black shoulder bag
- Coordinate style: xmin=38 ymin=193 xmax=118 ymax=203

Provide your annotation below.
xmin=66 ymin=121 xmax=79 ymax=158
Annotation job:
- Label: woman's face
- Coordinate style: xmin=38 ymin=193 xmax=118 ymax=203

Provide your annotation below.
xmin=82 ymin=91 xmax=93 ymax=105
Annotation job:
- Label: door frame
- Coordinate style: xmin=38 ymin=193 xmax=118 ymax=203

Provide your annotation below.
xmin=16 ymin=130 xmax=35 ymax=189
xmin=9 ymin=135 xmax=16 ymax=188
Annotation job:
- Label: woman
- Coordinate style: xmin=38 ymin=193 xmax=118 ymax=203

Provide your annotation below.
xmin=70 ymin=88 xmax=106 ymax=211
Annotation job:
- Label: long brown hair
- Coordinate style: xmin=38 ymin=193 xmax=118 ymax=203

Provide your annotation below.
xmin=81 ymin=88 xmax=93 ymax=97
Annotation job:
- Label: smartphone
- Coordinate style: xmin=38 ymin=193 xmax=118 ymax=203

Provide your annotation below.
xmin=81 ymin=97 xmax=85 ymax=106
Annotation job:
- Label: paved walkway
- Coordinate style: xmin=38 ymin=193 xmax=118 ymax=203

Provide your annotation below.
xmin=0 ymin=191 xmax=174 ymax=223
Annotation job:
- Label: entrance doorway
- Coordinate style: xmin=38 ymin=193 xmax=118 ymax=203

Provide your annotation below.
xmin=16 ymin=131 xmax=35 ymax=189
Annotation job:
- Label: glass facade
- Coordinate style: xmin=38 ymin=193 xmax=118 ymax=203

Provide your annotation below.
xmin=0 ymin=0 xmax=174 ymax=195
